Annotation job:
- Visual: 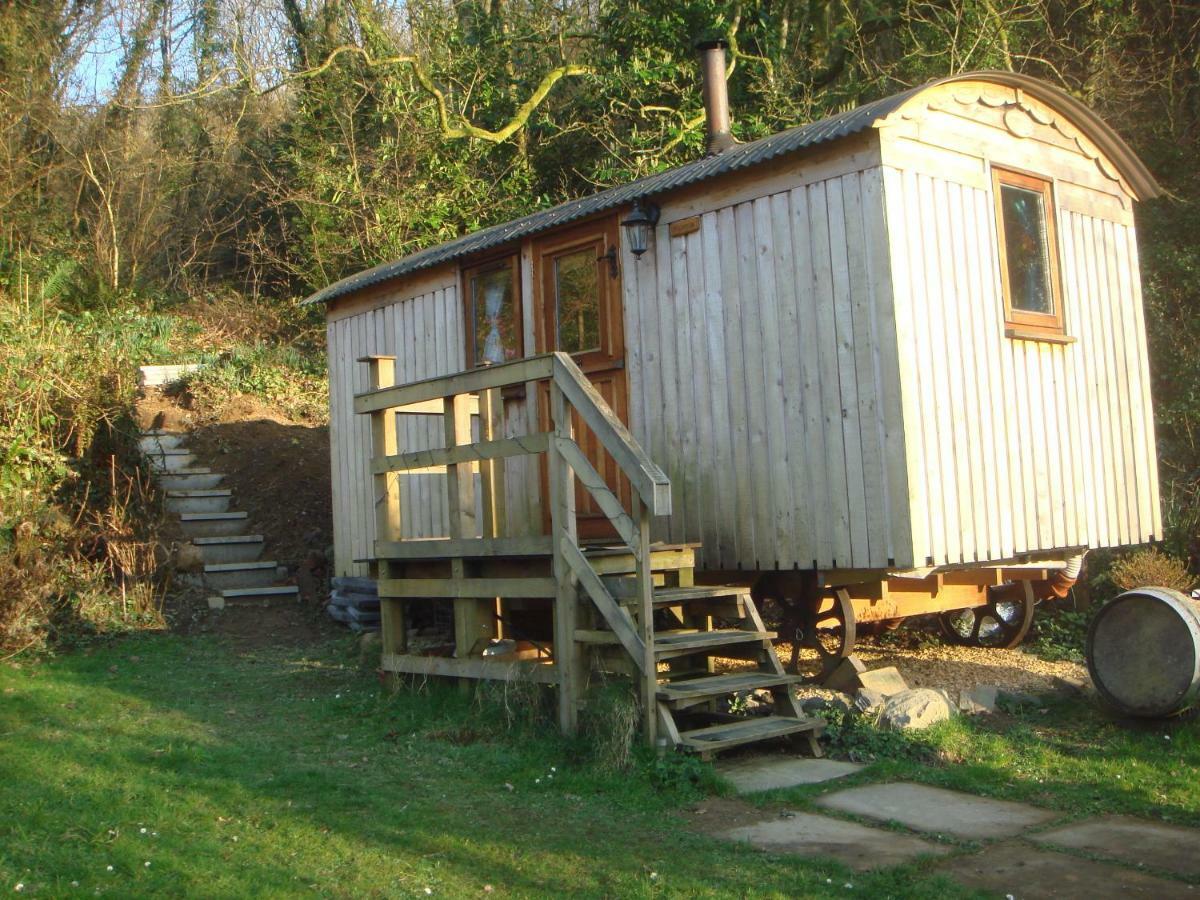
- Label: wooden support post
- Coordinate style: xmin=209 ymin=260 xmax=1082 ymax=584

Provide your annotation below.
xmin=633 ymin=496 xmax=658 ymax=746
xmin=479 ymin=386 xmax=507 ymax=639
xmin=443 ymin=392 xmax=492 ymax=662
xmin=549 ymin=381 xmax=583 ymax=735
xmin=362 ymin=356 xmax=405 ymax=679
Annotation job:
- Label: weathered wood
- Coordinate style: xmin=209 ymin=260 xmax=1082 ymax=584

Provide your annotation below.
xmin=373 ymin=432 xmax=550 ymax=474
xmin=381 ymin=652 xmax=558 ymax=684
xmin=554 ymin=437 xmax=637 ymax=547
xmin=633 ymin=498 xmax=657 ymax=744
xmin=560 ymin=537 xmax=647 ymax=672
xmin=375 ymin=536 xmax=553 ymax=560
xmin=355 ymin=354 xmax=554 ymax=414
xmin=378 ymin=577 xmax=556 ymax=598
xmin=365 ymin=357 xmax=406 ymax=658
xmin=548 ymin=380 xmax=583 ymax=734
xmin=551 ymin=353 xmax=671 ymax=516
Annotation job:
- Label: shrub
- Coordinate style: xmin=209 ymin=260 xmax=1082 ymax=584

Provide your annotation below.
xmin=1108 ymin=548 xmax=1196 ymax=594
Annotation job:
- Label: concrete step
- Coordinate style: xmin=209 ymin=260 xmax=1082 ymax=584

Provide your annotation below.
xmin=192 ymin=534 xmax=264 ymax=564
xmin=180 ymin=511 xmax=248 ymax=538
xmin=139 ymin=432 xmax=186 ymax=453
xmin=203 ymin=560 xmax=279 ymax=591
xmin=156 ymin=469 xmax=223 ymax=491
xmin=218 ymin=585 xmax=300 ymax=607
xmin=147 ymin=449 xmax=197 ymax=472
xmin=165 ymin=489 xmax=232 ymax=515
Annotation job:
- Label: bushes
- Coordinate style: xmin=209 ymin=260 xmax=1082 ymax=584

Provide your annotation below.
xmin=1108 ymin=547 xmax=1196 ymax=594
xmin=0 ymin=257 xmax=172 ymax=654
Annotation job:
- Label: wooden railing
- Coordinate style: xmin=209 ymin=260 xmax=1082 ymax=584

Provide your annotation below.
xmin=354 ymin=352 xmax=671 ymax=741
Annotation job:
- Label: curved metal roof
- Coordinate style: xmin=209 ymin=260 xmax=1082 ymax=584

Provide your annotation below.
xmin=305 ymin=70 xmax=1159 ymax=307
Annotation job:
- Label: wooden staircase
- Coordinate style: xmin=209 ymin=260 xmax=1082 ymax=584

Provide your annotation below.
xmin=354 ymin=352 xmax=824 ymax=757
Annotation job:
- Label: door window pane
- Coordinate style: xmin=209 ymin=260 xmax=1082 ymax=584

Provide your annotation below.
xmin=471 ymin=264 xmax=518 ymax=365
xmin=999 ymin=183 xmax=1054 ymax=315
xmin=554 ymin=248 xmax=601 ymax=354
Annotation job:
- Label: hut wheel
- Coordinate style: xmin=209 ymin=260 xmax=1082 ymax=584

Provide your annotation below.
xmin=786 ymin=589 xmax=857 ymax=677
xmin=938 ymin=582 xmax=1036 ymax=649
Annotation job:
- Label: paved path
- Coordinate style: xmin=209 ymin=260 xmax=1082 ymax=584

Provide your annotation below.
xmin=713 ymin=759 xmax=1198 ymax=898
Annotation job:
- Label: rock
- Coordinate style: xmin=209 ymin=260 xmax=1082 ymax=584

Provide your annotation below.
xmin=855 ymin=688 xmax=886 ymax=715
xmin=800 ymin=690 xmax=853 ymax=716
xmin=175 ymin=542 xmax=204 ymax=572
xmin=997 ymin=688 xmax=1040 ymax=709
xmin=959 ymin=685 xmax=999 ymax=715
xmin=206 ymin=595 xmax=225 ymax=610
xmin=857 ymin=666 xmax=909 ymax=698
xmin=822 ymin=655 xmax=868 ymax=694
xmin=880 ymin=688 xmax=956 ymax=731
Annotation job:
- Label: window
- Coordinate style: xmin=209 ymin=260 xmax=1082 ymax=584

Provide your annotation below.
xmin=993 ymin=167 xmax=1065 ymax=339
xmin=553 ymin=247 xmax=602 ymax=354
xmin=464 ymin=256 xmax=521 ymax=367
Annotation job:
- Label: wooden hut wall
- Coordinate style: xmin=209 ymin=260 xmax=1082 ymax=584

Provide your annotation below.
xmin=621 ymin=166 xmax=910 ymax=572
xmin=879 ymin=170 xmax=1161 ymax=566
xmin=327 ymin=280 xmax=542 ymax=577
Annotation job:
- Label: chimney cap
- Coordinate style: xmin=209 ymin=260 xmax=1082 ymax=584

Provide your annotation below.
xmin=694 ymin=38 xmax=729 ymax=52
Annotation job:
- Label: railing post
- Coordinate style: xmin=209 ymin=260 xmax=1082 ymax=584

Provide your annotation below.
xmin=478 ymin=385 xmax=506 ymax=540
xmin=632 ymin=495 xmax=657 ymax=746
xmin=443 ymin=391 xmax=492 ymax=663
xmin=548 ymin=379 xmax=582 ymax=735
xmin=362 ymin=355 xmax=405 ymax=670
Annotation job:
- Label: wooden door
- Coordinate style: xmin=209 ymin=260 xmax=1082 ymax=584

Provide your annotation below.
xmin=533 ymin=217 xmax=631 ymax=539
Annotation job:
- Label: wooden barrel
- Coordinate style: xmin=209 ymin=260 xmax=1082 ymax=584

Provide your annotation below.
xmin=1087 ymin=587 xmax=1200 ymax=718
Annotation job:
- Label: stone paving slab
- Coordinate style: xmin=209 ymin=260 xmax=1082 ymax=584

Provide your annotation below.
xmin=1032 ymin=815 xmax=1200 ymax=879
xmin=936 ymin=842 xmax=1196 ymax=899
xmin=721 ymin=812 xmax=950 ymax=871
xmin=717 ymin=758 xmax=863 ymax=794
xmin=815 ymin=782 xmax=1058 ymax=840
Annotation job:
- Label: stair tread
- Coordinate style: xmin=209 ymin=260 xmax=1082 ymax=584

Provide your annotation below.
xmin=148 ymin=447 xmax=192 ymax=455
xmin=193 ymin=534 xmax=263 ymax=545
xmin=653 ymin=629 xmax=774 ymax=652
xmin=166 ymin=489 xmax=231 ymax=498
xmin=180 ymin=511 xmax=247 ymax=521
xmin=159 ymin=467 xmax=213 ymax=475
xmin=657 ymin=672 xmax=803 ymax=701
xmin=652 ymin=585 xmax=751 ymax=604
xmin=678 ymin=715 xmax=822 ymax=750
xmin=204 ymin=561 xmax=277 ymax=572
xmin=221 ymin=585 xmax=298 ymax=598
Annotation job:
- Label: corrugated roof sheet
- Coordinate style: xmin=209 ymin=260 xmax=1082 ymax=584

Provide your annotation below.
xmin=304 ymin=71 xmax=1159 ymax=307
xmin=303 ymin=88 xmax=920 ymax=306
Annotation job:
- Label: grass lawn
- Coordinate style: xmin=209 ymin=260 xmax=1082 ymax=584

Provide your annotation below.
xmin=2 ymin=632 xmax=1198 ymax=898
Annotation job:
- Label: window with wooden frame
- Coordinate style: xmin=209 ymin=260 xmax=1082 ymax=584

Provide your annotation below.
xmin=992 ymin=166 xmax=1065 ymax=340
xmin=462 ymin=255 xmax=522 ymax=367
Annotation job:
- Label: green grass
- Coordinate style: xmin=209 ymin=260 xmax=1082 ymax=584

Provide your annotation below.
xmin=2 ymin=633 xmax=1197 ymax=898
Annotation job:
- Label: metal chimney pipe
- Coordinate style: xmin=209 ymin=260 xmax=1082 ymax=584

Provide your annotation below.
xmin=696 ymin=39 xmax=735 ymax=155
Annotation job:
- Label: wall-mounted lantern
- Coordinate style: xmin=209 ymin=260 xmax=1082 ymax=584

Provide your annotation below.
xmin=621 ymin=198 xmax=660 ymax=258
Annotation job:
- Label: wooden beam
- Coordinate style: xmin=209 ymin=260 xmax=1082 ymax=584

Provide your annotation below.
xmin=378 ymin=577 xmax=557 ymax=599
xmin=355 ymin=354 xmax=555 ymax=414
xmin=364 ymin=357 xmax=406 ymax=659
xmin=560 ymin=538 xmax=646 ymax=672
xmin=372 ymin=432 xmax=549 ymax=474
xmin=633 ymin=497 xmax=657 ymax=745
xmin=554 ymin=436 xmax=637 ymax=547
xmin=551 ymin=353 xmax=671 ymax=516
xmin=381 ymin=653 xmax=558 ymax=684
xmin=548 ymin=380 xmax=583 ymax=735
xmin=375 ymin=536 xmax=554 ymax=560
xmin=392 ymin=397 xmax=480 ymax=417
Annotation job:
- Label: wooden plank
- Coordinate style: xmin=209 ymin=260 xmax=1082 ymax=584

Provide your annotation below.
xmin=700 ymin=212 xmax=736 ymax=567
xmin=381 ymin=653 xmax=557 ymax=684
xmin=560 ymin=537 xmax=647 ymax=673
xmin=653 ymin=221 xmax=681 ymax=542
xmin=554 ymin=436 xmax=637 ymax=547
xmin=771 ymin=191 xmax=812 ymax=568
xmin=671 ymin=221 xmax=697 ymax=550
xmin=374 ymin=432 xmax=550 ymax=474
xmin=718 ymin=203 xmax=754 ymax=566
xmin=842 ymin=172 xmax=888 ymax=567
xmin=379 ymin=577 xmax=557 ymax=598
xmin=1082 ymin=214 xmax=1118 ymax=547
xmin=1057 ymin=209 xmax=1091 ymax=548
xmin=734 ymin=199 xmax=774 ymax=569
xmin=684 ymin=226 xmax=714 ymax=564
xmin=1102 ymin=218 xmax=1139 ymax=545
xmin=548 ymin=380 xmax=582 ymax=735
xmin=355 ymin=355 xmax=555 ymax=414
xmin=375 ymin=535 xmax=553 ymax=560
xmin=867 ymin=168 xmax=914 ymax=567
xmin=633 ymin=498 xmax=657 ymax=744
xmin=1120 ymin=223 xmax=1161 ymax=540
xmin=753 ymin=195 xmax=794 ymax=567
xmin=551 ymin=354 xmax=671 ymax=515
xmin=808 ymin=182 xmax=854 ymax=567
xmin=1070 ymin=212 xmax=1108 ymax=548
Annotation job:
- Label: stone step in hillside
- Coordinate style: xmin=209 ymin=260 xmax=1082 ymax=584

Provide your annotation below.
xmin=192 ymin=534 xmax=264 ymax=565
xmin=147 ymin=449 xmax=198 ymax=472
xmin=216 ymin=585 xmax=300 ymax=607
xmin=180 ymin=511 xmax=248 ymax=538
xmin=203 ymin=560 xmax=280 ymax=591
xmin=157 ymin=469 xmax=224 ymax=491
xmin=165 ymin=489 xmax=232 ymax=515
xmin=139 ymin=431 xmax=185 ymax=453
